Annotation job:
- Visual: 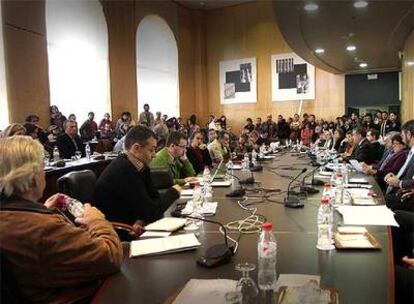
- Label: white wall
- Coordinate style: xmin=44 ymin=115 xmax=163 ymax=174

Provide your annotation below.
xmin=0 ymin=2 xmax=9 ymax=130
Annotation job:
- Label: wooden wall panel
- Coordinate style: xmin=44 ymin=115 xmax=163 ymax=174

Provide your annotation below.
xmin=402 ymin=30 xmax=414 ymax=123
xmin=204 ymin=1 xmax=345 ymax=132
xmin=2 ymin=0 xmax=50 ymax=127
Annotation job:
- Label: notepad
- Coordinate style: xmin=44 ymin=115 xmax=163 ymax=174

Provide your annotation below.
xmin=336 ymin=205 xmax=399 ymax=227
xmin=180 ymin=189 xmax=194 ymax=197
xmin=129 ymin=233 xmax=200 ymax=257
xmin=144 ymin=217 xmax=187 ymax=232
xmin=181 ymin=201 xmax=218 ymax=216
xmin=337 ymin=226 xmax=367 ymax=234
xmin=140 ymin=231 xmax=171 ymax=238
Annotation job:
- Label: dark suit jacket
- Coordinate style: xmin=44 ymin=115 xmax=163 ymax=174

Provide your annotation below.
xmin=56 ymin=133 xmax=85 ymax=159
xmin=93 ymin=154 xmax=179 ymax=225
xmin=349 ymin=138 xmax=376 ymax=165
xmin=370 ymin=141 xmax=384 ymax=163
xmin=375 ymin=149 xmax=409 ymax=190
xmin=399 ymin=152 xmax=414 ymax=189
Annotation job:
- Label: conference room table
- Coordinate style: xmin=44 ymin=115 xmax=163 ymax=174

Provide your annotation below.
xmin=92 ymin=152 xmax=394 ymax=304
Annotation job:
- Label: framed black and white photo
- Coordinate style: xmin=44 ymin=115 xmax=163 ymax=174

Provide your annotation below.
xmin=220 ymin=57 xmax=257 ymax=104
xmin=271 ymin=53 xmax=315 ymax=101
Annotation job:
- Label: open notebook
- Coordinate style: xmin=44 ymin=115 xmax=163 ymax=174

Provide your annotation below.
xmin=144 ymin=217 xmax=187 ymax=232
xmin=130 ymin=233 xmax=200 ymax=257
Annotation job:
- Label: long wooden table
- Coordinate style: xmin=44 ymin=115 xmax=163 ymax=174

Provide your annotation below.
xmin=92 ymin=153 xmax=394 ymax=304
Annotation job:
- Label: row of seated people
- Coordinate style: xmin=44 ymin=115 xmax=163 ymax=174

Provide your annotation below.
xmin=1 ymin=117 xmax=412 ymax=303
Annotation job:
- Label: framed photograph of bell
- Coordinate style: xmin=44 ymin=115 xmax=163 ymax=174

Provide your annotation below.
xmin=271 ymin=53 xmax=315 ymax=101
xmin=220 ymin=57 xmax=257 ymax=104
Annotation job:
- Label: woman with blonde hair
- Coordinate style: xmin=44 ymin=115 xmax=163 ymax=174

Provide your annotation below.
xmin=1 ymin=123 xmax=26 ymax=137
xmin=0 ymin=136 xmax=122 ymax=303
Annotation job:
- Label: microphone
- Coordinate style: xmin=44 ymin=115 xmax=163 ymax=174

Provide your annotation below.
xmin=171 ymin=213 xmax=234 ymax=268
xmin=298 ymin=166 xmax=320 ymax=194
xmin=224 ymin=172 xmax=248 ymax=197
xmin=284 ymin=168 xmax=307 ymax=208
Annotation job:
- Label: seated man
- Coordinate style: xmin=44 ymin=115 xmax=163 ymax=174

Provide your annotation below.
xmin=56 ymin=119 xmax=85 ymax=159
xmin=186 ymin=130 xmax=212 ymax=174
xmin=208 ymin=130 xmax=231 ymax=163
xmin=0 ymin=136 xmax=122 ymax=303
xmin=366 ymin=128 xmax=383 ymax=163
xmin=384 ymin=120 xmax=414 ymax=211
xmin=94 ymin=125 xmax=182 ymax=228
xmin=150 ymin=131 xmax=196 ymax=184
xmin=345 ymin=127 xmax=376 ymax=165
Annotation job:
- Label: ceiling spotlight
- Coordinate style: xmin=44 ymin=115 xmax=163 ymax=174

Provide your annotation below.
xmin=346 ymin=45 xmax=357 ymax=51
xmin=315 ymin=48 xmax=325 ymax=54
xmin=304 ymin=3 xmax=319 ymax=11
xmin=359 ymin=62 xmax=368 ymax=68
xmin=354 ymin=1 xmax=368 ymax=8
xmin=406 ymin=61 xmax=414 ymax=67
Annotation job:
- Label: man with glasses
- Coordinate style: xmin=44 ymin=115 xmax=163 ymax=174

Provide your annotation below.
xmin=94 ymin=125 xmax=182 ymax=235
xmin=150 ymin=131 xmax=197 ymax=184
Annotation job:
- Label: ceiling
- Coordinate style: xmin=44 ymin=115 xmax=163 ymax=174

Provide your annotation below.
xmin=273 ymin=0 xmax=414 ymax=74
xmin=176 ymin=0 xmax=252 ymax=10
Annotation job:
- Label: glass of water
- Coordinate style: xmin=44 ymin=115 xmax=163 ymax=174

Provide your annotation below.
xmin=75 ymin=150 xmax=82 ymax=160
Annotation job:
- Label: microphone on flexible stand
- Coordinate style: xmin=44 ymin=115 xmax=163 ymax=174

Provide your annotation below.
xmin=284 ymin=168 xmax=307 ymax=208
xmin=170 ymin=213 xmax=234 ymax=268
xmin=224 ymin=172 xmax=249 ymax=197
xmin=299 ymin=166 xmax=321 ymax=194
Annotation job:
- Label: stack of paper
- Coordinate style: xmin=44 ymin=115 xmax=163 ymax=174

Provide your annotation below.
xmin=335 ymin=234 xmax=374 ymax=248
xmin=172 ymin=279 xmax=237 ymax=304
xmin=145 ymin=217 xmax=187 ymax=232
xmin=130 ymin=233 xmax=200 ymax=257
xmin=181 ymin=201 xmax=218 ymax=216
xmin=336 ymin=205 xmax=399 ymax=226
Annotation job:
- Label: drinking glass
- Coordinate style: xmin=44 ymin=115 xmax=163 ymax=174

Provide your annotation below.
xmin=75 ymin=150 xmax=82 ymax=160
xmin=235 ymin=262 xmax=259 ymax=304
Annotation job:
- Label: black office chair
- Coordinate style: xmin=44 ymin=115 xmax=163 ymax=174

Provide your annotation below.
xmin=150 ymin=168 xmax=174 ymax=194
xmin=57 ymin=170 xmax=139 ymax=241
xmin=0 ymin=250 xmax=24 ymax=304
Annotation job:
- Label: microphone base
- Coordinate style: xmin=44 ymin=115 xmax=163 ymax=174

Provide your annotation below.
xmin=312 ymin=179 xmax=325 ymax=186
xmin=239 ymin=177 xmax=255 ymax=185
xmin=284 ymin=196 xmax=304 ymax=208
xmin=197 ymin=244 xmax=233 ymax=268
xmin=226 ymin=188 xmax=246 ymax=198
xmin=300 ymin=186 xmax=320 ymax=194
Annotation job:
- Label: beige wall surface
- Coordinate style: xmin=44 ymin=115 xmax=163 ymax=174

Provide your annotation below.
xmin=204 ymin=1 xmax=345 ymax=132
xmin=402 ymin=30 xmax=414 ymax=123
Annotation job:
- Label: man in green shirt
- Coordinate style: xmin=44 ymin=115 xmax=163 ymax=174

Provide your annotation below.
xmin=150 ymin=131 xmax=197 ymax=184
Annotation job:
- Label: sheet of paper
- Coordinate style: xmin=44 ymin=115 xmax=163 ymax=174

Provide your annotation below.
xmin=349 ymin=177 xmax=369 ymax=183
xmin=276 ymin=274 xmax=320 ymax=292
xmin=336 ymin=205 xmax=399 ymax=227
xmin=337 ymin=226 xmax=367 ymax=234
xmin=229 ymin=164 xmax=242 ymax=170
xmin=140 ymin=231 xmax=171 ymax=238
xmin=145 ymin=217 xmax=187 ymax=232
xmin=130 ymin=233 xmax=200 ymax=257
xmin=200 ymin=181 xmax=231 ymax=187
xmin=349 ymin=160 xmax=364 ymax=173
xmin=181 ymin=202 xmax=218 ymax=216
xmin=318 ymin=171 xmax=333 ymax=177
xmin=336 ymin=234 xmax=374 ymax=248
xmin=180 ymin=189 xmax=194 ymax=197
xmin=173 ymin=279 xmax=237 ymax=304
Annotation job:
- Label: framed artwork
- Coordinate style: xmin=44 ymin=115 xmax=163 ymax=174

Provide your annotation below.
xmin=220 ymin=57 xmax=257 ymax=104
xmin=271 ymin=53 xmax=315 ymax=101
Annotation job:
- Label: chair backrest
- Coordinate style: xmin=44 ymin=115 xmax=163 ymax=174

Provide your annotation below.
xmin=0 ymin=250 xmax=24 ymax=304
xmin=150 ymin=168 xmax=174 ymax=190
xmin=57 ymin=169 xmax=97 ymax=203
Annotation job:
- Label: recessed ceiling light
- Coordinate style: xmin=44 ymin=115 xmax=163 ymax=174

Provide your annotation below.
xmin=304 ymin=3 xmax=319 ymax=11
xmin=406 ymin=61 xmax=414 ymax=66
xmin=359 ymin=63 xmax=368 ymax=68
xmin=346 ymin=45 xmax=357 ymax=51
xmin=354 ymin=1 xmax=368 ymax=8
xmin=315 ymin=48 xmax=325 ymax=54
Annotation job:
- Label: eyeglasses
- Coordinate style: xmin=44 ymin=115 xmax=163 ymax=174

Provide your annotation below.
xmin=178 ymin=145 xmax=187 ymax=149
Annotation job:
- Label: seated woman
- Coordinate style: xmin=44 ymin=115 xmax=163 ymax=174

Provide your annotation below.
xmin=365 ymin=134 xmax=408 ymax=190
xmin=0 ymin=136 xmax=122 ymax=303
xmin=186 ymin=131 xmax=213 ymax=174
xmin=300 ymin=123 xmax=313 ymax=146
xmin=332 ymin=128 xmax=346 ymax=152
xmin=342 ymin=131 xmax=355 ymax=158
xmin=1 ymin=123 xmax=26 ymax=137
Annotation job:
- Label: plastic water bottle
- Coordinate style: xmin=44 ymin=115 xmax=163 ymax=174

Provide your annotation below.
xmin=251 ymin=149 xmax=258 ymax=166
xmin=316 ymin=197 xmax=334 ymax=250
xmin=65 ymin=197 xmax=85 ymax=218
xmin=342 ymin=165 xmax=349 ymax=186
xmin=226 ymin=160 xmax=234 ymax=183
xmin=243 ymin=153 xmax=250 ymax=169
xmin=258 ymin=222 xmax=277 ymax=290
xmin=53 ymin=146 xmax=60 ymax=162
xmin=334 ymin=173 xmax=344 ymax=205
xmin=85 ymin=143 xmax=91 ymax=160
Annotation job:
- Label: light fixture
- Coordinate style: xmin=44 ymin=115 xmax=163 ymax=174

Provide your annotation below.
xmin=315 ymin=48 xmax=325 ymax=54
xmin=354 ymin=1 xmax=368 ymax=8
xmin=359 ymin=62 xmax=368 ymax=68
xmin=406 ymin=61 xmax=414 ymax=67
xmin=346 ymin=45 xmax=357 ymax=51
xmin=304 ymin=3 xmax=319 ymax=11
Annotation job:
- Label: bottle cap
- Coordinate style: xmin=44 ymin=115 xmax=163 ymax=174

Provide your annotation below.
xmin=320 ymin=197 xmax=330 ymax=204
xmin=336 ymin=173 xmax=343 ymax=177
xmin=324 ymin=182 xmax=331 ymax=187
xmin=262 ymin=222 xmax=272 ymax=231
